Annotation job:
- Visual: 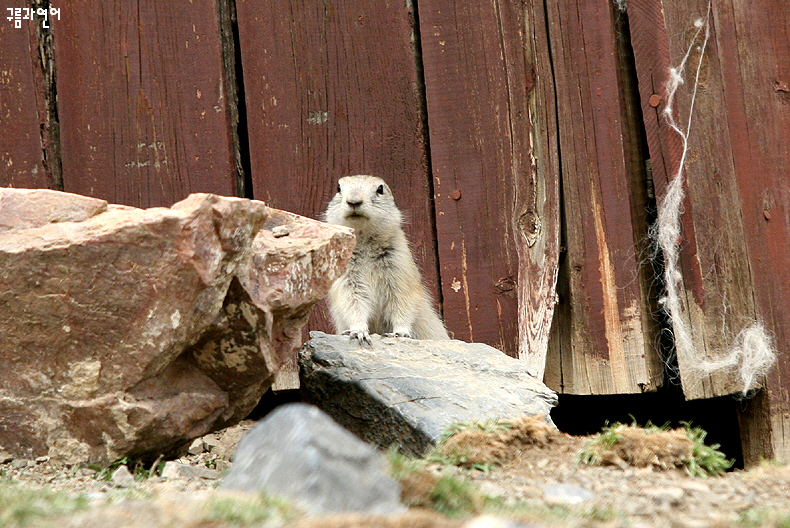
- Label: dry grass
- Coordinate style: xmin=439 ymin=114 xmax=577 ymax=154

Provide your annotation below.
xmin=582 ymin=425 xmax=693 ymax=470
xmin=436 ymin=416 xmax=561 ymax=469
xmin=579 ymin=422 xmax=733 ymax=476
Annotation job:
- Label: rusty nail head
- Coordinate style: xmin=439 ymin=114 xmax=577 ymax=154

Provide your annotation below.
xmin=451 ymin=190 xmax=462 ymax=201
xmin=649 ymin=94 xmax=661 ymax=108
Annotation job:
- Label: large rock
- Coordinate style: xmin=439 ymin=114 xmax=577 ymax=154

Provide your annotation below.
xmin=221 ymin=403 xmax=404 ymax=515
xmin=0 ymin=189 xmax=354 ymax=464
xmin=299 ymin=332 xmax=558 ymax=455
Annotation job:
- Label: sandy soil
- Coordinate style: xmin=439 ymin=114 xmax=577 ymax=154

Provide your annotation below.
xmin=3 ymin=419 xmax=790 ymax=527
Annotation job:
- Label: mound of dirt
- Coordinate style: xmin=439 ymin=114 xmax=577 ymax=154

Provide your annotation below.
xmin=438 ymin=416 xmax=563 ymax=468
xmin=582 ymin=425 xmax=693 ymax=470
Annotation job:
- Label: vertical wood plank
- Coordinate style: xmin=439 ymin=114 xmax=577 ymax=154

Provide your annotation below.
xmin=53 ymin=0 xmax=237 ymax=207
xmin=630 ymin=0 xmax=755 ymax=400
xmin=520 ymin=0 xmax=561 ymax=374
xmin=418 ymin=0 xmax=527 ymax=356
xmin=630 ymin=0 xmax=790 ymax=463
xmin=714 ymin=0 xmax=790 ymax=464
xmin=0 ymin=18 xmax=48 ymax=188
xmin=542 ymin=0 xmax=662 ymax=393
xmin=236 ymin=0 xmax=439 ymax=334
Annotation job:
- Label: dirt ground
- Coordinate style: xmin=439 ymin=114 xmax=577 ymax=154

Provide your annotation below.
xmin=3 ymin=419 xmax=790 ymax=528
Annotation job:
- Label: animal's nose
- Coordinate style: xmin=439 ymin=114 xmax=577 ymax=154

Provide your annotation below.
xmin=346 ymin=195 xmax=363 ymax=208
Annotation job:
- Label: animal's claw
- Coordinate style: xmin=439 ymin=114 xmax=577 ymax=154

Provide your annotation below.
xmin=342 ymin=329 xmax=372 ymax=347
xmin=384 ymin=331 xmax=413 ymax=339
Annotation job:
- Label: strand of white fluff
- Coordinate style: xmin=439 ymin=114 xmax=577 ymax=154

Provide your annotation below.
xmin=655 ymin=2 xmax=776 ymax=395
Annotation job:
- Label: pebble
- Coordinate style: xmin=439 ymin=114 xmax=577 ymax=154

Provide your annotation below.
xmin=272 ymin=225 xmax=290 ymax=238
xmin=161 ymin=461 xmax=220 ymax=481
xmin=11 ymin=458 xmax=32 ymax=469
xmin=642 ymin=485 xmax=685 ymax=505
xmin=187 ymin=439 xmax=204 ymax=456
xmin=110 ymin=465 xmax=136 ymax=488
xmin=201 ymin=434 xmax=219 ymax=452
xmin=541 ymin=483 xmax=595 ymax=506
xmin=0 ymin=451 xmax=14 ymax=464
xmin=680 ymin=479 xmax=712 ymax=493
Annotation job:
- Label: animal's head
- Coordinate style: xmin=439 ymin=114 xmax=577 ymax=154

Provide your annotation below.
xmin=324 ymin=175 xmax=402 ymax=235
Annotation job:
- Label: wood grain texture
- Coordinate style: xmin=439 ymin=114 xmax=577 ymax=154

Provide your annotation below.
xmin=53 ymin=0 xmax=237 ymax=207
xmin=630 ymin=0 xmax=790 ymax=463
xmin=519 ymin=0 xmax=561 ymax=375
xmin=236 ymin=0 xmax=438 ymax=337
xmin=417 ymin=0 xmax=528 ymax=356
xmin=630 ymin=0 xmax=786 ymax=402
xmin=0 ymin=19 xmax=48 ymax=188
xmin=542 ymin=0 xmax=662 ymax=394
xmin=713 ymin=0 xmax=790 ymax=464
xmin=630 ymin=0 xmax=755 ymax=400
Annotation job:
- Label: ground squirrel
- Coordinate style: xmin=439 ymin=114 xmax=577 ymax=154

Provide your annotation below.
xmin=324 ymin=175 xmax=450 ymax=345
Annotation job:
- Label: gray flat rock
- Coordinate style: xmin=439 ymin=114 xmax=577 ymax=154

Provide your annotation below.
xmin=299 ymin=332 xmax=558 ymax=455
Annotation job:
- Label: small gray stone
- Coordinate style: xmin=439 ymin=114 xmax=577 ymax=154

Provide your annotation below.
xmin=201 ymin=434 xmax=219 ymax=452
xmin=188 ymin=438 xmax=205 ymax=455
xmin=680 ymin=480 xmax=712 ymax=494
xmin=272 ymin=225 xmax=290 ymax=238
xmin=542 ymin=483 xmax=594 ymax=505
xmin=0 ymin=451 xmax=13 ymax=464
xmin=11 ymin=459 xmax=31 ymax=469
xmin=110 ymin=465 xmax=136 ymax=488
xmin=220 ymin=403 xmax=404 ymax=515
xmin=644 ymin=485 xmax=685 ymax=505
xmin=161 ymin=461 xmax=220 ymax=480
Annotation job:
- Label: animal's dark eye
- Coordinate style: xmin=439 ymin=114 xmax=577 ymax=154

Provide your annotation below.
xmin=337 ymin=184 xmax=341 ymax=193
xmin=376 ymin=184 xmax=384 ymax=195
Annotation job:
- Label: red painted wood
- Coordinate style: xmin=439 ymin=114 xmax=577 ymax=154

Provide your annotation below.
xmin=53 ymin=0 xmax=237 ymax=207
xmin=630 ymin=0 xmax=790 ymax=462
xmin=236 ymin=0 xmax=439 ymax=337
xmin=518 ymin=0 xmax=562 ymax=375
xmin=540 ymin=0 xmax=661 ymax=393
xmin=715 ymin=0 xmax=790 ymax=464
xmin=0 ymin=19 xmax=48 ymax=188
xmin=417 ymin=0 xmax=528 ymax=356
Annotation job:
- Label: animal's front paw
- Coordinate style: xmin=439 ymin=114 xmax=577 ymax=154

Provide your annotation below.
xmin=384 ymin=331 xmax=413 ymax=339
xmin=342 ymin=329 xmax=372 ymax=347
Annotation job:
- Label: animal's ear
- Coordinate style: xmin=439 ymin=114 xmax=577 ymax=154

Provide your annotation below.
xmin=376 ymin=184 xmax=384 ymax=195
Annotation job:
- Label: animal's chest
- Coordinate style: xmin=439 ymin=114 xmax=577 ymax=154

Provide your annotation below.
xmin=353 ymin=244 xmax=397 ymax=279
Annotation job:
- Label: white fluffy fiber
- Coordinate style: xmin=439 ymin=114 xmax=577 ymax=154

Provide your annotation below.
xmin=654 ymin=2 xmax=776 ymax=395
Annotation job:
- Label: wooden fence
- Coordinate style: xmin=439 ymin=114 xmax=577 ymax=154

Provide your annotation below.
xmin=1 ymin=0 xmax=788 ymax=465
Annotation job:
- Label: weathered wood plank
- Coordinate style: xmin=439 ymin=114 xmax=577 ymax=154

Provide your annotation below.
xmin=53 ymin=0 xmax=237 ymax=207
xmin=630 ymin=0 xmax=790 ymax=463
xmin=236 ymin=0 xmax=438 ymax=335
xmin=629 ymin=0 xmax=783 ymax=399
xmin=630 ymin=0 xmax=756 ymax=400
xmin=520 ymin=0 xmax=561 ymax=375
xmin=417 ymin=0 xmax=528 ymax=356
xmin=542 ymin=0 xmax=662 ymax=394
xmin=0 ymin=18 xmax=48 ymax=188
xmin=714 ymin=0 xmax=790 ymax=464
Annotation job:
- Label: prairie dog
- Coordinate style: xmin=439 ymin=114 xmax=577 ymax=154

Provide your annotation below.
xmin=324 ymin=175 xmax=450 ymax=345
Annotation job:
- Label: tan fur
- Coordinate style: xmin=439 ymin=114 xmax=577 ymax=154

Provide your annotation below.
xmin=324 ymin=175 xmax=449 ymax=345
